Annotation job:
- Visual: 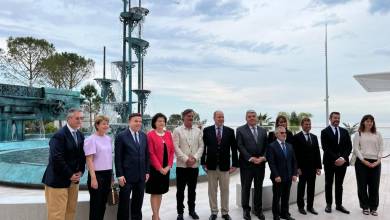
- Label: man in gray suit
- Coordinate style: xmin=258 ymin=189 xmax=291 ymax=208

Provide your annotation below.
xmin=236 ymin=110 xmax=268 ymax=220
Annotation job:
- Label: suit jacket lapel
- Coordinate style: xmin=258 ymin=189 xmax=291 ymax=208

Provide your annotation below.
xmin=126 ymin=129 xmax=138 ymax=149
xmin=245 ymin=124 xmax=257 ymax=143
xmin=64 ymin=126 xmax=77 ymax=149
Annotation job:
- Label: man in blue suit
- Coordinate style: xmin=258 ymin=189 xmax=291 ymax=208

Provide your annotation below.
xmin=115 ymin=113 xmax=150 ymax=220
xmin=42 ymin=108 xmax=86 ymax=220
xmin=267 ymin=126 xmax=298 ymax=220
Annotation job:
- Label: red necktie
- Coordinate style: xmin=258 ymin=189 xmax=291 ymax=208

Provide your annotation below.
xmin=217 ymin=127 xmax=222 ymax=145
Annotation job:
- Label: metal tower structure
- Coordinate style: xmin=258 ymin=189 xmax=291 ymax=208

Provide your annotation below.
xmin=119 ymin=0 xmax=151 ymax=122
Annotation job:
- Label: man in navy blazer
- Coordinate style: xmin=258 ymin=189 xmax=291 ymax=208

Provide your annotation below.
xmin=267 ymin=126 xmax=298 ymax=220
xmin=321 ymin=112 xmax=352 ymax=214
xmin=115 ymin=113 xmax=150 ymax=220
xmin=201 ymin=110 xmax=239 ymax=220
xmin=42 ymin=108 xmax=86 ymax=220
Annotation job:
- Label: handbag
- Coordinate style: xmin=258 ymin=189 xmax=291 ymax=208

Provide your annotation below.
xmin=107 ymin=183 xmax=119 ymax=206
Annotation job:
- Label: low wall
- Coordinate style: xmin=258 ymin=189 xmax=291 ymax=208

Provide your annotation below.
xmin=236 ymin=173 xmax=326 ymax=211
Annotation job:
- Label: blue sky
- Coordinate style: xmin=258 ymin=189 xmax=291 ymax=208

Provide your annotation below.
xmin=1 ymin=0 xmax=390 ymax=127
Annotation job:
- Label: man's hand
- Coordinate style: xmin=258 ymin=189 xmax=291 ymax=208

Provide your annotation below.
xmin=145 ymin=174 xmax=150 ymax=182
xmin=186 ymin=155 xmax=196 ymax=166
xmin=292 ymin=176 xmax=297 ymax=182
xmin=229 ymin=167 xmax=237 ymax=174
xmin=316 ymin=169 xmax=321 ymax=176
xmin=335 ymin=158 xmax=345 ymax=166
xmin=70 ymin=173 xmax=81 ymax=183
xmin=118 ymin=176 xmax=126 ymax=187
xmin=275 ymin=176 xmax=281 ymax=183
xmin=258 ymin=156 xmax=266 ymax=163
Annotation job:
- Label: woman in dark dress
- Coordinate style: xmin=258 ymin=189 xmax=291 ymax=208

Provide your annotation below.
xmin=146 ymin=113 xmax=175 ymax=220
xmin=268 ymin=115 xmax=294 ymax=144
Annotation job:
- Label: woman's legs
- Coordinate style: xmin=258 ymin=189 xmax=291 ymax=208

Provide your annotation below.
xmin=151 ymin=194 xmax=162 ymax=220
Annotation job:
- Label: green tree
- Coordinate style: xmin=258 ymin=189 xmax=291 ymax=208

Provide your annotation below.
xmin=167 ymin=114 xmax=182 ymax=126
xmin=0 ymin=36 xmax=55 ymax=86
xmin=342 ymin=122 xmax=359 ymax=136
xmin=257 ymin=113 xmax=274 ymax=131
xmin=276 ymin=111 xmax=313 ymax=134
xmin=41 ymin=52 xmax=94 ymax=90
xmin=81 ymin=84 xmax=102 ymax=131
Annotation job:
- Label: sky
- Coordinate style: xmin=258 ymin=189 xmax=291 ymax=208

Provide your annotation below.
xmin=0 ymin=0 xmax=390 ymax=127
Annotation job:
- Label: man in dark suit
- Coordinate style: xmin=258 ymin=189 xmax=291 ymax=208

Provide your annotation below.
xmin=267 ymin=126 xmax=298 ymax=220
xmin=201 ymin=110 xmax=239 ymax=220
xmin=42 ymin=108 xmax=86 ymax=220
xmin=115 ymin=113 xmax=150 ymax=220
xmin=321 ymin=112 xmax=352 ymax=214
xmin=292 ymin=118 xmax=322 ymax=215
xmin=236 ymin=110 xmax=268 ymax=220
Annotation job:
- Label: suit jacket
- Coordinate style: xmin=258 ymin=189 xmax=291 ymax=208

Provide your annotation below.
xmin=292 ymin=131 xmax=322 ymax=170
xmin=147 ymin=130 xmax=175 ymax=171
xmin=267 ymin=140 xmax=298 ymax=182
xmin=115 ymin=128 xmax=150 ymax=183
xmin=236 ymin=124 xmax=268 ymax=168
xmin=321 ymin=126 xmax=352 ymax=166
xmin=42 ymin=126 xmax=86 ymax=188
xmin=267 ymin=129 xmax=294 ymax=144
xmin=201 ymin=125 xmax=239 ymax=171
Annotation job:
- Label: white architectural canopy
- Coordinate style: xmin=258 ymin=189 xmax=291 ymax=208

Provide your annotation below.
xmin=354 ymin=72 xmax=390 ymax=92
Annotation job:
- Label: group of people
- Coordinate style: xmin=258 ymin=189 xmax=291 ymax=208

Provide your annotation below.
xmin=41 ymin=108 xmax=384 ymax=220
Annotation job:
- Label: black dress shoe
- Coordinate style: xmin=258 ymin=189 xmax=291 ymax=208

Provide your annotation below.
xmin=325 ymin=204 xmax=332 ymax=213
xmin=336 ymin=205 xmax=350 ymax=214
xmin=189 ymin=211 xmax=200 ymax=219
xmin=177 ymin=214 xmax=184 ymax=220
xmin=243 ymin=210 xmax=251 ymax=220
xmin=222 ymin=214 xmax=232 ymax=220
xmin=209 ymin=214 xmax=217 ymax=220
xmin=298 ymin=208 xmax=307 ymax=215
xmin=255 ymin=211 xmax=265 ymax=220
xmin=280 ymin=216 xmax=295 ymax=220
xmin=307 ymin=208 xmax=318 ymax=215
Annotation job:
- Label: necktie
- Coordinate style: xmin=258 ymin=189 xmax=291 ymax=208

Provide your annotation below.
xmin=282 ymin=142 xmax=287 ymax=157
xmin=71 ymin=131 xmax=78 ymax=145
xmin=135 ymin=132 xmax=140 ymax=145
xmin=252 ymin=127 xmax=258 ymax=143
xmin=217 ymin=127 xmax=222 ymax=145
xmin=306 ymin=133 xmax=312 ymax=144
xmin=334 ymin=128 xmax=339 ymax=144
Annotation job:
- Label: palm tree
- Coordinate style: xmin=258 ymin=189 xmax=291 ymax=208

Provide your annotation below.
xmin=342 ymin=122 xmax=359 ymax=136
xmin=257 ymin=113 xmax=274 ymax=131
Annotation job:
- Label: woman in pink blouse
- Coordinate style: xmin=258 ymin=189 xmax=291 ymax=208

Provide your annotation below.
xmin=146 ymin=113 xmax=175 ymax=220
xmin=84 ymin=115 xmax=113 ymax=220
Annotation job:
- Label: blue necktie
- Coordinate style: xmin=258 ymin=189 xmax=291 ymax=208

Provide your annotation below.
xmin=135 ymin=132 xmax=140 ymax=145
xmin=282 ymin=142 xmax=287 ymax=157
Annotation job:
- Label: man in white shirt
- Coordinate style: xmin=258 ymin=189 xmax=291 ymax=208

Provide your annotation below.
xmin=173 ymin=109 xmax=204 ymax=220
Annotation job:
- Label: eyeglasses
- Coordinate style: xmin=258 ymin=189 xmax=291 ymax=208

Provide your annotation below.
xmin=280 ymin=132 xmax=286 ymax=134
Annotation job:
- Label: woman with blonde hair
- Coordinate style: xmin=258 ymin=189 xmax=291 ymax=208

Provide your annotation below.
xmin=84 ymin=115 xmax=113 ymax=220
